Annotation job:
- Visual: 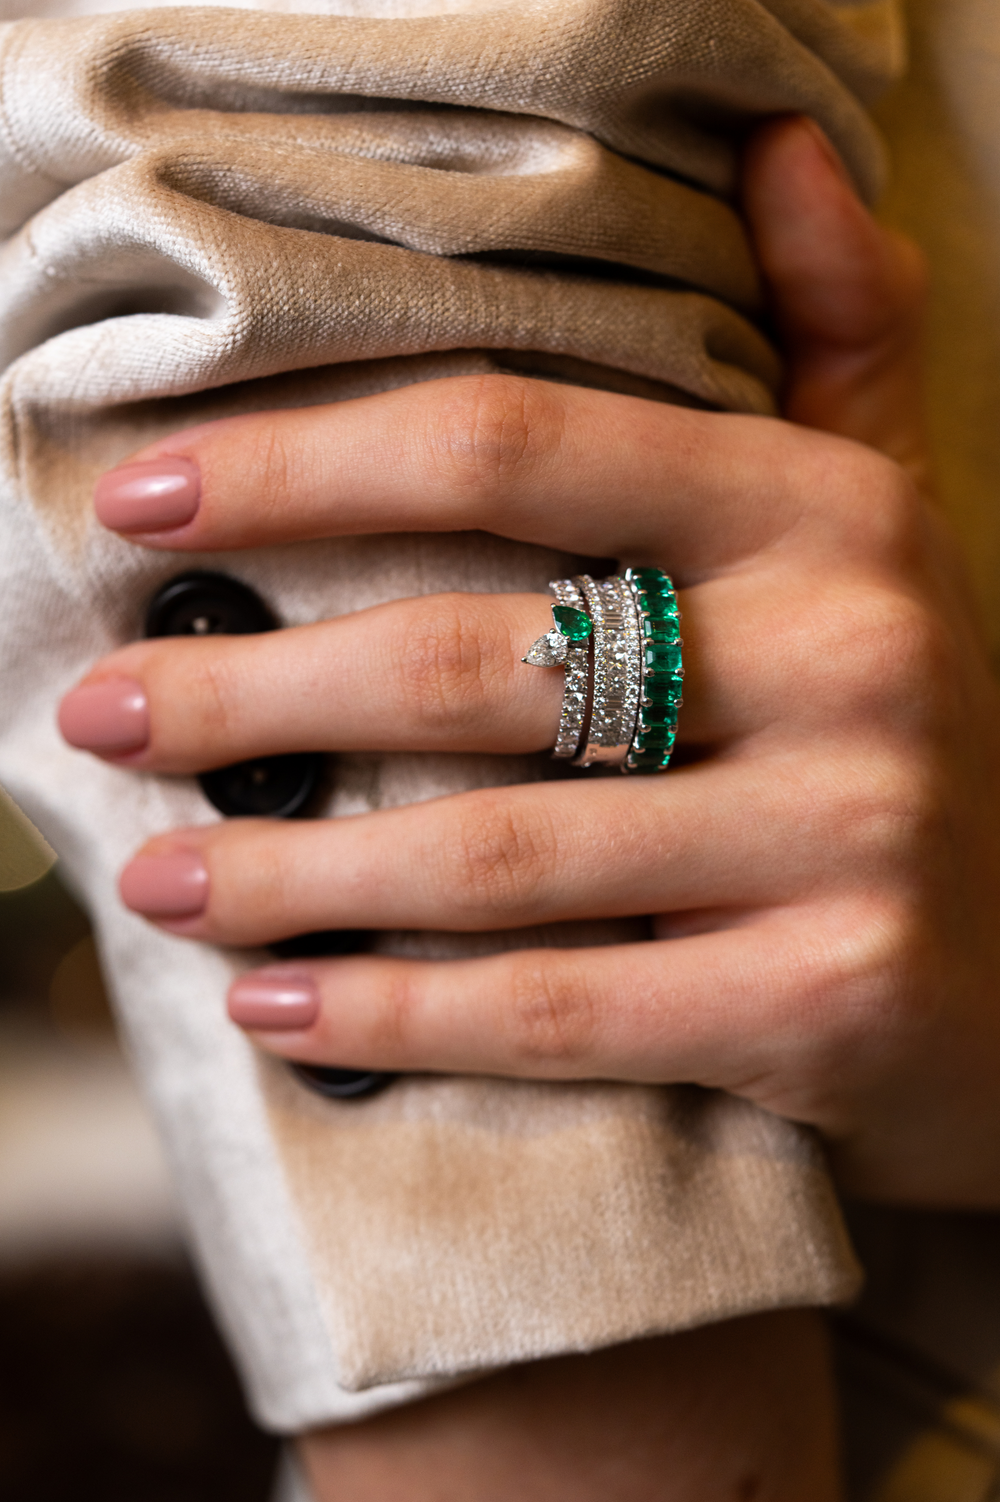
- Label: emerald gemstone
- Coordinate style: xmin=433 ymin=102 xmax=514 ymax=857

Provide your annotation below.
xmin=642 ymin=704 xmax=678 ymax=726
xmin=644 ymin=642 xmax=683 ymax=673
xmin=628 ymin=568 xmax=673 ymax=591
xmin=642 ymin=618 xmax=679 ymax=643
xmin=644 ymin=675 xmax=684 ymax=705
xmin=638 ymin=726 xmax=677 ymax=751
xmin=643 ymin=595 xmax=679 ymax=621
xmin=628 ymin=749 xmax=667 ymax=771
xmin=552 ymin=605 xmax=591 ymax=642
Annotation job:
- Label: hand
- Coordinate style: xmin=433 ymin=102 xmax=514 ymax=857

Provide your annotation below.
xmin=298 ymin=1312 xmax=841 ymax=1502
xmin=58 ymin=118 xmax=1000 ymax=1208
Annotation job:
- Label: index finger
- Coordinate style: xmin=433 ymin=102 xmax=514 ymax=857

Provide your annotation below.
xmin=93 ymin=375 xmax=902 ymax=578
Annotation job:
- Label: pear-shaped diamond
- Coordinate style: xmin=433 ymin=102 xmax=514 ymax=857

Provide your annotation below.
xmin=523 ymin=628 xmax=568 ymax=667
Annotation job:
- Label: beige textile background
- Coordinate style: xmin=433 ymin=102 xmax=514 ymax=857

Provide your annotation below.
xmin=0 ymin=0 xmax=898 ymax=1428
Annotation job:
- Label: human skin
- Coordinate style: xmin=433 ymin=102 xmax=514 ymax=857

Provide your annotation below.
xmin=61 ymin=118 xmax=1000 ymax=1208
xmin=54 ymin=114 xmax=995 ymax=1495
xmin=296 ymin=1312 xmax=840 ymax=1502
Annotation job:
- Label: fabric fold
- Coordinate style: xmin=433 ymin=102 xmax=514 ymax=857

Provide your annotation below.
xmin=0 ymin=0 xmax=897 ymax=1428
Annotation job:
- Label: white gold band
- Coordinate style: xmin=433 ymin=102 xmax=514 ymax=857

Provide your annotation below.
xmin=572 ymin=574 xmax=641 ymax=768
xmin=548 ymin=577 xmax=590 ymax=759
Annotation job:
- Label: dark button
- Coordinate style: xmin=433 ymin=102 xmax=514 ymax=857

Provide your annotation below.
xmin=144 ymin=573 xmax=393 ymax=1102
xmin=274 ymin=931 xmax=396 ymax=1100
xmin=144 ymin=572 xmax=323 ymax=819
xmin=198 ymin=754 xmax=320 ymax=820
xmin=291 ymin=1065 xmax=395 ymax=1100
xmin=271 ymin=930 xmax=373 ymax=960
xmin=145 ymin=570 xmax=277 ymax=638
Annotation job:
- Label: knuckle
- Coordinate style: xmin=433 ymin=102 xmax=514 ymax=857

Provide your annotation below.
xmin=798 ymin=444 xmax=922 ymax=565
xmin=818 ymin=896 xmax=926 ymax=1046
xmin=823 ymin=739 xmax=939 ymax=872
xmin=504 ymin=956 xmax=598 ymax=1066
xmin=225 ymin=423 xmax=295 ymax=527
xmin=424 ymin=374 xmax=563 ymax=503
xmin=447 ymin=796 xmax=557 ymax=916
xmin=176 ymin=648 xmax=240 ymax=745
xmin=365 ymin=963 xmax=422 ymax=1057
xmin=206 ymin=826 xmax=287 ymax=938
xmin=816 ymin=583 xmax=952 ymax=717
xmin=847 ymin=453 xmax=923 ymax=560
xmin=397 ymin=596 xmax=491 ymax=732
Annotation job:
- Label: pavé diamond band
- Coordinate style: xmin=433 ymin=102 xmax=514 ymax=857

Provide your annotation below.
xmin=523 ymin=567 xmax=683 ymax=774
xmin=573 ymin=573 xmax=641 ymax=768
xmin=522 ymin=577 xmax=592 ymax=760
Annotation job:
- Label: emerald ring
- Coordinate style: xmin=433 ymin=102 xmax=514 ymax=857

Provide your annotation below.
xmin=522 ymin=567 xmax=683 ymax=773
xmin=623 ymin=566 xmax=684 ymax=774
xmin=522 ymin=578 xmax=592 ymax=759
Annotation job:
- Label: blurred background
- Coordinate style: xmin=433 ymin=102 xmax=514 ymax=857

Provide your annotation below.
xmin=0 ymin=788 xmax=279 ymax=1501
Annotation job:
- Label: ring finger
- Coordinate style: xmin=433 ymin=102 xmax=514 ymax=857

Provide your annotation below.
xmin=58 ymin=580 xmax=776 ymax=772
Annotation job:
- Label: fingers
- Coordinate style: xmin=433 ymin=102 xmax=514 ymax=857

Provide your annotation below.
xmin=59 ymin=592 xmax=565 ymax=769
xmin=117 ymin=752 xmax=896 ymax=947
xmin=220 ymin=912 xmax=870 ymax=1102
xmin=91 ymin=374 xmax=897 ymax=575
xmin=742 ymin=115 xmax=930 ymax=483
xmin=60 ymin=568 xmax=927 ymax=772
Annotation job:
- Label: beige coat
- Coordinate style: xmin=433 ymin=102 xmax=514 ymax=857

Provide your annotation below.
xmin=0 ymin=0 xmax=986 ymax=1448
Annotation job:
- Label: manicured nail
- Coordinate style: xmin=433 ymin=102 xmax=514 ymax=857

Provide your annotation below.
xmin=120 ymin=852 xmax=209 ymax=918
xmin=94 ymin=458 xmax=200 ymax=533
xmin=58 ymin=678 xmax=149 ymax=754
xmin=228 ymin=970 xmax=320 ymax=1031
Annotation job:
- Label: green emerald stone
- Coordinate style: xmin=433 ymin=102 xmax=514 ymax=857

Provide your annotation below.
xmin=642 ymin=703 xmax=679 ymax=726
xmin=644 ymin=642 xmax=683 ymax=673
xmin=643 ymin=595 xmax=679 ymax=621
xmin=644 ymin=675 xmax=684 ymax=705
xmin=628 ymin=568 xmax=673 ymax=591
xmin=628 ymin=750 xmax=667 ymax=772
xmin=642 ymin=617 xmax=679 ymax=643
xmin=552 ymin=605 xmax=592 ymax=642
xmin=638 ymin=726 xmax=677 ymax=751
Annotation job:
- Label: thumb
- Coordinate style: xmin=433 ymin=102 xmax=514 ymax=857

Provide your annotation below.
xmin=742 ymin=115 xmax=931 ymax=489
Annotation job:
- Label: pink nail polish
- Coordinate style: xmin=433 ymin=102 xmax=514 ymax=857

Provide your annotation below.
xmin=120 ymin=851 xmax=209 ymax=918
xmin=58 ymin=678 xmax=149 ymax=754
xmin=228 ymin=970 xmax=320 ymax=1031
xmin=94 ymin=458 xmax=200 ymax=533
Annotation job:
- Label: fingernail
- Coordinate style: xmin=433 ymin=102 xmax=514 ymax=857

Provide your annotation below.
xmin=228 ymin=970 xmax=320 ymax=1031
xmin=120 ymin=851 xmax=209 ymax=918
xmin=801 ymin=117 xmax=854 ymax=191
xmin=58 ymin=678 xmax=149 ymax=754
xmin=94 ymin=458 xmax=200 ymax=533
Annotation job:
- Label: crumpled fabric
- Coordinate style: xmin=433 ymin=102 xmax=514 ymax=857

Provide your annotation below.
xmin=0 ymin=0 xmax=899 ymax=1430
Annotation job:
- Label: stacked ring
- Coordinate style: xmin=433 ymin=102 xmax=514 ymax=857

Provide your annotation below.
xmin=521 ymin=577 xmax=592 ymax=760
xmin=550 ymin=578 xmax=591 ymax=760
xmin=523 ymin=566 xmax=683 ymax=774
xmin=573 ymin=573 xmax=641 ymax=768
xmin=624 ymin=566 xmax=684 ymax=774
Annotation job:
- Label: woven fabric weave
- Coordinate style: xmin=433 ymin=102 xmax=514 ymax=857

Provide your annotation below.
xmin=0 ymin=0 xmax=899 ymax=1428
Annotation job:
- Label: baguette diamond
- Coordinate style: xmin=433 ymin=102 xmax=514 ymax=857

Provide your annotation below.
xmin=573 ymin=574 xmax=641 ymax=767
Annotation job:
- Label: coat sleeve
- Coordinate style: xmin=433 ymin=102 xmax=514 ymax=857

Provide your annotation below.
xmin=0 ymin=0 xmax=898 ymax=1430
